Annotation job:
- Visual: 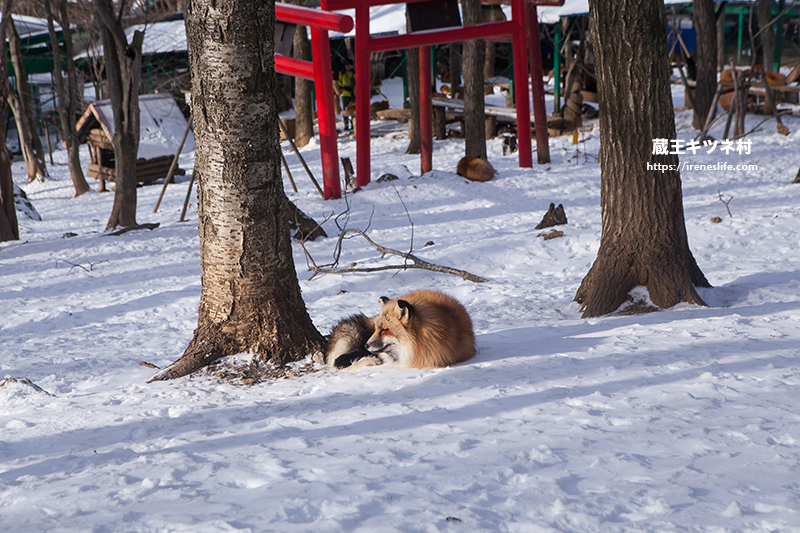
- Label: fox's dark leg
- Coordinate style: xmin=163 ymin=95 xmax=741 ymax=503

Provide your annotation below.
xmin=333 ymin=348 xmax=374 ymax=369
xmin=327 ymin=313 xmax=377 ymax=370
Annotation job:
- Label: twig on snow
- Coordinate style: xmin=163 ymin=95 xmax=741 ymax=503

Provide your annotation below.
xmin=718 ymin=189 xmax=733 ymax=217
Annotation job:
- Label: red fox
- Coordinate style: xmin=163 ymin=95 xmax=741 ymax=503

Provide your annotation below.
xmin=326 ymin=290 xmax=476 ymax=371
xmin=456 ymin=155 xmax=496 ymax=182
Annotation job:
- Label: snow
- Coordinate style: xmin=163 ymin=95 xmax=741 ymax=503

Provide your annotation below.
xmin=86 ymin=94 xmax=195 ymax=160
xmin=2 ymin=77 xmax=800 ymax=532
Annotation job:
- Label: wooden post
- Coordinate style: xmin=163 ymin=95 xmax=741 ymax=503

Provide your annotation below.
xmin=153 ymin=116 xmax=193 ymax=213
xmin=433 ymin=106 xmax=446 ymax=139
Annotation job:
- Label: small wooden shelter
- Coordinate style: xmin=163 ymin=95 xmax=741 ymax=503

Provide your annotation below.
xmin=76 ymin=93 xmax=194 ymax=190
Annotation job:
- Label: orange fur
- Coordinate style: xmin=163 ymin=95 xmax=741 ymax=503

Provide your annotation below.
xmin=366 ymin=290 xmax=476 ymax=369
xmin=456 ymin=156 xmax=496 ymax=182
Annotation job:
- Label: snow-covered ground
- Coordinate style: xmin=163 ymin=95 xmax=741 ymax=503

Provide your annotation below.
xmin=2 ymin=78 xmax=800 ymax=532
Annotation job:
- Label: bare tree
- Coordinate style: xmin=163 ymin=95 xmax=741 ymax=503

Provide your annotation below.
xmin=692 ymin=0 xmax=717 ymax=130
xmin=756 ymin=0 xmax=774 ymax=72
xmin=462 ymin=0 xmax=486 ymax=158
xmin=0 ymin=0 xmax=18 ymax=242
xmin=576 ymin=0 xmax=710 ymax=318
xmin=6 ymin=15 xmax=48 ymax=182
xmin=149 ymin=0 xmax=324 ymax=381
xmin=44 ymin=0 xmax=90 ymax=197
xmin=93 ymin=0 xmax=144 ymax=229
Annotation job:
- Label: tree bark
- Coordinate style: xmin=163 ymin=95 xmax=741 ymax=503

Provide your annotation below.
xmin=756 ymin=0 xmax=775 ymax=115
xmin=692 ymin=0 xmax=717 ymax=130
xmin=462 ymin=0 xmax=486 ymax=158
xmin=94 ymin=0 xmax=143 ymax=230
xmin=291 ymin=0 xmax=314 ymax=148
xmin=150 ymin=0 xmax=324 ymax=381
xmin=44 ymin=0 xmax=90 ymax=197
xmin=577 ymin=0 xmax=710 ymax=318
xmin=7 ymin=18 xmax=48 ymax=183
xmin=449 ymin=43 xmax=462 ymax=99
xmin=756 ymin=0 xmax=774 ymax=72
xmin=716 ymin=4 xmax=726 ymax=68
xmin=405 ymin=12 xmax=421 ymax=154
xmin=0 ymin=0 xmax=17 ymax=242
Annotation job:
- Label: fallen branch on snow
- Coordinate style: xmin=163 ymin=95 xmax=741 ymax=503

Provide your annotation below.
xmin=299 ymin=228 xmax=488 ymax=283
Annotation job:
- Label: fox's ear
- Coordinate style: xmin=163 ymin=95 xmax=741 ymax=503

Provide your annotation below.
xmin=379 ymin=296 xmax=390 ymax=306
xmin=396 ymin=299 xmax=414 ymax=322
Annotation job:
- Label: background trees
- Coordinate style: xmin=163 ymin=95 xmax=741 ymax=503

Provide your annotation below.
xmin=461 ymin=0 xmax=486 ymax=159
xmin=93 ymin=0 xmax=144 ymax=229
xmin=44 ymin=0 xmax=90 ymax=197
xmin=150 ymin=0 xmax=324 ymax=381
xmin=0 ymin=0 xmax=18 ymax=242
xmin=692 ymin=0 xmax=717 ymax=130
xmin=576 ymin=0 xmax=710 ymax=318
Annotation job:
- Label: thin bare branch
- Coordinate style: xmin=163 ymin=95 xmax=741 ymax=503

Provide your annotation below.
xmin=299 ymin=228 xmax=488 ymax=283
xmin=718 ymin=189 xmax=733 ymax=217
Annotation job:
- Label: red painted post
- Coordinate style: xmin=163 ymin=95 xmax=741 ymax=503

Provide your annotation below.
xmin=419 ymin=46 xmax=433 ymax=174
xmin=527 ymin=3 xmax=551 ymax=164
xmin=310 ymin=25 xmax=342 ymax=199
xmin=274 ymin=55 xmax=315 ymax=81
xmin=354 ymin=6 xmax=372 ymax=187
xmin=275 ymin=4 xmax=353 ymax=32
xmin=511 ymin=0 xmax=533 ymax=168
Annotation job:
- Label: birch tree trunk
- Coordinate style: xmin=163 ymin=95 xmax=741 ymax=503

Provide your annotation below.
xmin=150 ymin=0 xmax=324 ymax=381
xmin=576 ymin=0 xmax=710 ymax=318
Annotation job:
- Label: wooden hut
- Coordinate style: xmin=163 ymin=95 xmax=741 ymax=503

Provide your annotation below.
xmin=76 ymin=94 xmax=194 ymax=191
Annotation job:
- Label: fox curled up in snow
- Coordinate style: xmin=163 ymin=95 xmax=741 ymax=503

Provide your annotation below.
xmin=326 ymin=290 xmax=476 ymax=371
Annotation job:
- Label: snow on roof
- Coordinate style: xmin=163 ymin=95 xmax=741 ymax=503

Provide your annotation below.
xmin=0 ymin=14 xmax=61 ymax=37
xmin=126 ymin=19 xmax=187 ymax=55
xmin=79 ymin=93 xmax=194 ymax=160
xmin=537 ymin=0 xmax=690 ymax=23
xmin=329 ymin=1 xmax=693 ymax=37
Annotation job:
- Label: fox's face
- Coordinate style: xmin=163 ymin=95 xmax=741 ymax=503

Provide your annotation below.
xmin=366 ymin=297 xmax=414 ymax=363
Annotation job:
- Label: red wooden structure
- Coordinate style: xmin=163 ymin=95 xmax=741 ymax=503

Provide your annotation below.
xmin=274 ymin=4 xmax=354 ymax=199
xmin=320 ymin=0 xmax=558 ymax=188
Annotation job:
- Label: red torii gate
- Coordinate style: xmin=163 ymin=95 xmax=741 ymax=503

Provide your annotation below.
xmin=274 ymin=4 xmax=354 ymax=199
xmin=320 ymin=0 xmax=558 ymax=191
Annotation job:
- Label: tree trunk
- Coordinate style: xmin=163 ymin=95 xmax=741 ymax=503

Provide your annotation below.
xmin=756 ymin=0 xmax=774 ymax=72
xmin=291 ymin=0 xmax=314 ymax=148
xmin=45 ymin=0 xmax=90 ymax=197
xmin=756 ymin=0 xmax=775 ymax=115
xmin=716 ymin=4 xmax=726 ymax=69
xmin=576 ymin=0 xmax=710 ymax=318
xmin=449 ymin=43 xmax=462 ymax=99
xmin=94 ymin=0 xmax=143 ymax=230
xmin=0 ymin=0 xmax=17 ymax=242
xmin=7 ymin=18 xmax=47 ymax=183
xmin=482 ymin=5 xmax=505 ymax=81
xmin=404 ymin=11 xmax=421 ymax=155
xmin=693 ymin=0 xmax=717 ymax=130
xmin=149 ymin=0 xmax=324 ymax=381
xmin=462 ymin=0 xmax=486 ymax=158
xmin=405 ymin=47 xmax=421 ymax=154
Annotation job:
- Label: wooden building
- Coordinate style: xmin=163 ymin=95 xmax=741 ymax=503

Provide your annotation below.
xmin=76 ymin=94 xmax=194 ymax=191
